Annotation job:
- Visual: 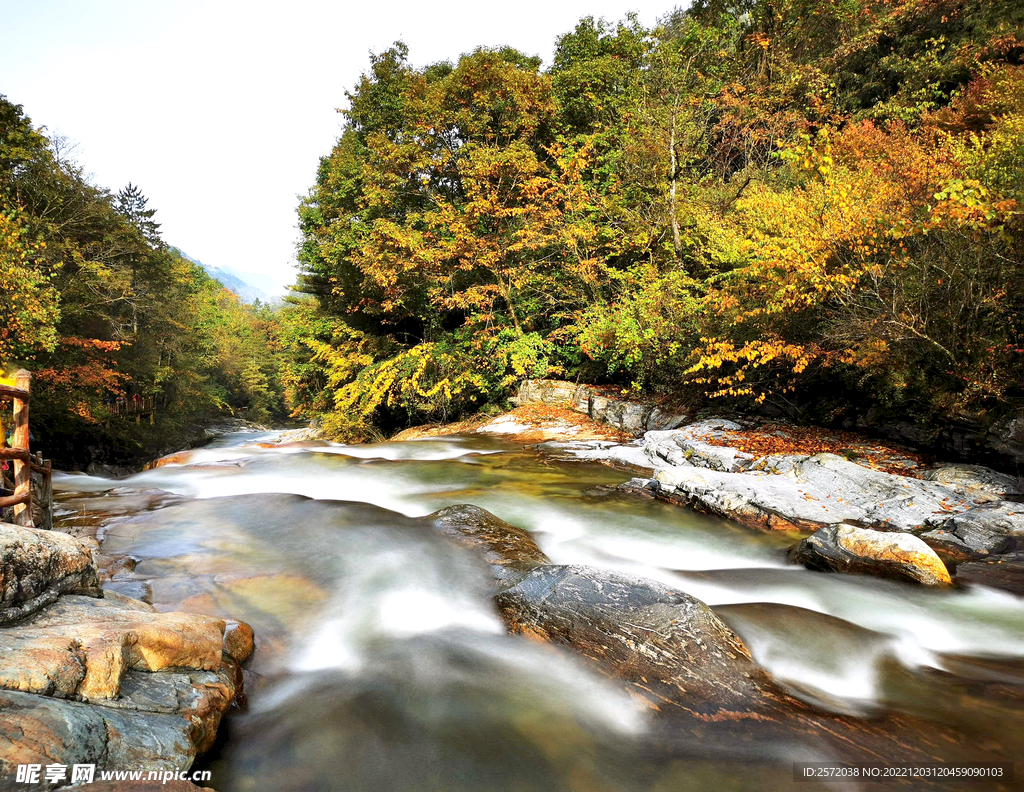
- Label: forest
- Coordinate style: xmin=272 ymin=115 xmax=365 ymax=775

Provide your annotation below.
xmin=284 ymin=0 xmax=1023 ymax=445
xmin=0 ymin=98 xmax=282 ymax=467
xmin=3 ymin=0 xmax=1023 ymax=460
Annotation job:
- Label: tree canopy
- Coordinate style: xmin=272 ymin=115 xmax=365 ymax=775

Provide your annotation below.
xmin=285 ymin=0 xmax=1023 ymax=441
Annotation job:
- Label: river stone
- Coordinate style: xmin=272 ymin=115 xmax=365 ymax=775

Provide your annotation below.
xmin=0 ymin=688 xmax=199 ymax=781
xmin=0 ymin=594 xmax=226 ymax=700
xmin=789 ymin=524 xmax=952 ymax=586
xmin=495 ymin=564 xmax=767 ymax=707
xmin=954 ymin=549 xmax=1024 ymax=596
xmin=921 ymin=464 xmax=1022 ymax=496
xmin=0 ymin=522 xmax=101 ymax=624
xmin=224 ymin=618 xmax=255 ymax=663
xmin=426 ymin=505 xmax=550 ymax=586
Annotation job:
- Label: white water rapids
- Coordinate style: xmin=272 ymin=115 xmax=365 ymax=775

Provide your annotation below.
xmin=52 ymin=431 xmax=1024 ymax=790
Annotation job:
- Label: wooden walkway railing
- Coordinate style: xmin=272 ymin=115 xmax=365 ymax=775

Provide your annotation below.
xmin=109 ymin=395 xmax=155 ymax=424
xmin=0 ymin=370 xmax=53 ymax=530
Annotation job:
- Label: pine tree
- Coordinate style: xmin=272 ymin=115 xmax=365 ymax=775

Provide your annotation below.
xmin=114 ymin=183 xmax=162 ymax=246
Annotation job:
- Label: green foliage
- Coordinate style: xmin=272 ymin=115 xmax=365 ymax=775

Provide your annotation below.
xmin=288 ymin=0 xmax=1022 ymax=439
xmin=0 ymin=95 xmax=284 ymax=465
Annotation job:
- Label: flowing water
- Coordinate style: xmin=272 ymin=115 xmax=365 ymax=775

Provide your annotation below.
xmin=53 ymin=432 xmax=1024 ymax=790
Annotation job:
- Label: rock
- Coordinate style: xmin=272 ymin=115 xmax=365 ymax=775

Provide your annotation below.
xmin=0 ymin=688 xmax=199 ymax=780
xmin=921 ymin=463 xmax=1021 ymax=496
xmin=0 ymin=522 xmax=100 ymax=624
xmin=655 ymin=465 xmax=856 ymax=531
xmin=102 ymin=578 xmax=154 ymax=604
xmin=987 ymin=413 xmax=1024 ymax=468
xmin=788 ymin=454 xmax=958 ymax=532
xmin=603 ymin=400 xmax=649 ymax=434
xmin=493 ymin=563 xmax=972 ymax=766
xmin=789 ymin=524 xmax=952 ymax=586
xmin=919 ymin=506 xmax=1022 ymax=561
xmin=511 ymin=379 xmax=581 ymax=407
xmin=427 ymin=505 xmax=549 ymax=586
xmin=224 ymin=618 xmax=255 ymax=663
xmin=954 ymin=550 xmax=1024 ymax=596
xmin=0 ymin=594 xmax=226 ymax=700
xmin=644 ymin=419 xmax=753 ymax=472
xmin=495 ymin=564 xmax=766 ymax=706
xmin=645 ymin=407 xmax=687 ymax=431
xmin=650 ymin=448 xmax=1010 ymax=535
xmin=541 ymin=440 xmax=655 ymax=471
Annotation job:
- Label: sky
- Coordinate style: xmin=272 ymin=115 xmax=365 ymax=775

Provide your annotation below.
xmin=1 ymin=0 xmax=677 ymax=297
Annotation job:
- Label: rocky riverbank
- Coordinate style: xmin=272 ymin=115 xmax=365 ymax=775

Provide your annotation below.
xmin=0 ymin=520 xmax=253 ymax=789
xmin=395 ymin=380 xmax=1023 ymax=595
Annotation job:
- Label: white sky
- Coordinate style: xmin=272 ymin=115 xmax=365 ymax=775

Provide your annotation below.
xmin=1 ymin=0 xmax=675 ymax=296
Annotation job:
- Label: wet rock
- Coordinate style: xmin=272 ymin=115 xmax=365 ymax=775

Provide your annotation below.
xmin=223 ymin=619 xmax=255 ymax=663
xmin=955 ymin=550 xmax=1024 ymax=596
xmin=102 ymin=578 xmax=154 ymax=604
xmin=921 ymin=463 xmax=1021 ymax=496
xmin=427 ymin=505 xmax=549 ymax=586
xmin=789 ymin=524 xmax=952 ymax=586
xmin=495 ymin=564 xmax=766 ymax=706
xmin=0 ymin=522 xmax=100 ymax=624
xmin=0 ymin=594 xmax=226 ymax=700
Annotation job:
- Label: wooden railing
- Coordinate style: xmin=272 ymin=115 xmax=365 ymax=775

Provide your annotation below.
xmin=108 ymin=395 xmax=155 ymax=425
xmin=0 ymin=370 xmax=53 ymax=529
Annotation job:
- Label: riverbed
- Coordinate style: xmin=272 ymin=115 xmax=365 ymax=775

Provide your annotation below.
xmin=53 ymin=431 xmax=1024 ymax=790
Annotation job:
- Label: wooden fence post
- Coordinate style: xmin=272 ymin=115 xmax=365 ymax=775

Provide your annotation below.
xmin=12 ymin=369 xmax=32 ymax=527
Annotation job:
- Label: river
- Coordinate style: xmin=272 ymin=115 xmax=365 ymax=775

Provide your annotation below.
xmin=52 ymin=431 xmax=1024 ymax=790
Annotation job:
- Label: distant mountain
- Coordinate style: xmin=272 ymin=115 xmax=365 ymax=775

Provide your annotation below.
xmin=170 ymin=248 xmax=285 ymax=305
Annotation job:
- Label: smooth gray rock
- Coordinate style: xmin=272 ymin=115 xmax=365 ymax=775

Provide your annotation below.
xmin=655 ymin=464 xmax=859 ymax=530
xmin=921 ymin=463 xmax=1022 ymax=496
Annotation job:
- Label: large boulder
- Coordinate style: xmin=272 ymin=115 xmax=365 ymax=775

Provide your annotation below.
xmin=495 ymin=564 xmax=766 ymax=706
xmin=789 ymin=524 xmax=952 ymax=586
xmin=0 ymin=594 xmax=226 ymax=701
xmin=0 ymin=522 xmax=100 ymax=624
